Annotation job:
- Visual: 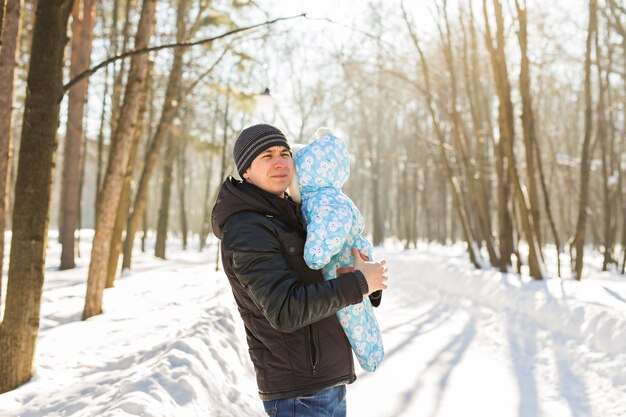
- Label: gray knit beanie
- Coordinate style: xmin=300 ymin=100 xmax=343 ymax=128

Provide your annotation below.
xmin=233 ymin=124 xmax=290 ymax=178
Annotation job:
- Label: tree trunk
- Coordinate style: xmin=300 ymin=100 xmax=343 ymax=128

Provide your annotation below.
xmin=399 ymin=156 xmax=410 ymax=249
xmin=59 ymin=0 xmax=96 ymax=270
xmin=0 ymin=0 xmax=73 ymax=393
xmin=155 ymin=134 xmax=177 ymax=259
xmin=82 ymin=0 xmax=156 ymax=320
xmin=122 ymin=0 xmax=188 ymax=269
xmin=605 ymin=6 xmax=625 ymax=274
xmin=596 ymin=20 xmax=616 ymax=271
xmin=108 ymin=0 xmax=132 ymax=147
xmin=95 ymin=62 xmax=108 ymax=224
xmin=105 ymin=59 xmax=152 ymax=289
xmin=533 ymin=130 xmax=562 ymax=276
xmin=621 ymin=172 xmax=626 ymax=273
xmin=95 ymin=0 xmax=118 ymax=220
xmin=371 ymin=59 xmax=385 ymax=247
xmin=572 ymin=0 xmax=597 ymax=280
xmin=477 ymin=1 xmax=513 ymax=271
xmin=514 ymin=0 xmax=543 ymax=251
xmin=495 ymin=137 xmax=513 ymax=272
xmin=0 ymin=0 xmax=21 ymax=308
xmin=199 ymin=156 xmax=215 ymax=251
xmin=199 ymin=100 xmax=222 ymax=251
xmin=77 ymin=111 xmax=88 ymax=259
xmin=176 ymin=135 xmax=188 ymax=250
xmin=459 ymin=6 xmax=495 ymax=260
xmin=141 ymin=204 xmax=147 ymax=252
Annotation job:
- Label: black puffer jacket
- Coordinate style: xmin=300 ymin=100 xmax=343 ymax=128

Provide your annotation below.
xmin=211 ymin=177 xmax=366 ymax=400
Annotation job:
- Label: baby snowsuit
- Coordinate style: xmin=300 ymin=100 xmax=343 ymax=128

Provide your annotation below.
xmin=290 ymin=130 xmax=384 ymax=372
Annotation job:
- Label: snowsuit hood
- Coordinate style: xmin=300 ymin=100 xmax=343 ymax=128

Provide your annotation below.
xmin=295 ymin=133 xmax=351 ymax=195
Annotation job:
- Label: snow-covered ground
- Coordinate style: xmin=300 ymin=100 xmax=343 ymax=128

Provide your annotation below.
xmin=0 ymin=233 xmax=625 ymax=417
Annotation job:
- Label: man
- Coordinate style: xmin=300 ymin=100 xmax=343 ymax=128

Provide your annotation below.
xmin=211 ymin=124 xmax=389 ymax=417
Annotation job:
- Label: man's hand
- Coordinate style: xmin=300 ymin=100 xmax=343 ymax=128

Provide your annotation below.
xmin=351 ymin=247 xmax=388 ymax=295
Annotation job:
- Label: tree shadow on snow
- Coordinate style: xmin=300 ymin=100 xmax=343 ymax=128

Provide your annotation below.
xmin=386 ymin=316 xmax=477 ymax=417
xmin=507 ymin=324 xmax=541 ymax=417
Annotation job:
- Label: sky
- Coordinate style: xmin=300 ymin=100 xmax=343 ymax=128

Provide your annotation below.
xmin=0 ymin=232 xmax=624 ymax=417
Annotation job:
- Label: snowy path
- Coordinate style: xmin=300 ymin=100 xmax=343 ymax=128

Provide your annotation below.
xmin=348 ymin=247 xmax=626 ymax=417
xmin=1 ymin=240 xmax=625 ymax=416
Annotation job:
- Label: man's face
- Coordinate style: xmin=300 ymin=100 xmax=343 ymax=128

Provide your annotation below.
xmin=243 ymin=145 xmax=294 ymax=197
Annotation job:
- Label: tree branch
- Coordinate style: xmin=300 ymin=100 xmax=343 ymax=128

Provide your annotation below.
xmin=62 ymin=13 xmax=306 ymax=94
xmin=180 ymin=44 xmax=230 ymax=99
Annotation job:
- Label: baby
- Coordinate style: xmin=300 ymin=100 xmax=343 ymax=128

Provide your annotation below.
xmin=289 ymin=128 xmax=384 ymax=372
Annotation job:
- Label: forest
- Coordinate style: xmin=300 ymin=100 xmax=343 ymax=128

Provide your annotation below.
xmin=0 ymin=0 xmax=624 ymax=395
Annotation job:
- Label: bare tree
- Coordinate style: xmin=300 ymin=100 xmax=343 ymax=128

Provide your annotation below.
xmin=108 ymin=0 xmax=133 ymax=161
xmin=605 ymin=0 xmax=626 ymax=274
xmin=572 ymin=0 xmax=598 ymax=280
xmin=402 ymin=1 xmax=483 ymax=268
xmin=105 ymin=59 xmax=152 ymax=288
xmin=155 ymin=132 xmax=177 ymax=259
xmin=176 ymin=131 xmax=189 ymax=250
xmin=438 ymin=0 xmax=499 ymax=265
xmin=122 ymin=0 xmax=191 ymax=270
xmin=82 ymin=0 xmax=156 ymax=320
xmin=59 ymin=0 xmax=96 ymax=270
xmin=200 ymin=89 xmax=230 ymax=251
xmin=595 ymin=13 xmax=618 ymax=271
xmin=514 ymin=0 xmax=542 ymax=249
xmin=94 ymin=0 xmax=132 ymax=216
xmin=0 ymin=0 xmax=74 ymax=393
xmin=483 ymin=0 xmax=544 ymax=279
xmin=478 ymin=0 xmax=515 ymax=272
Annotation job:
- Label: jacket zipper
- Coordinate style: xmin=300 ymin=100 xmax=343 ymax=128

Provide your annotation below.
xmin=308 ymin=325 xmax=318 ymax=376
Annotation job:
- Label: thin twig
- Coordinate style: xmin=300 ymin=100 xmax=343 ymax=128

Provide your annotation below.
xmin=62 ymin=13 xmax=306 ymax=95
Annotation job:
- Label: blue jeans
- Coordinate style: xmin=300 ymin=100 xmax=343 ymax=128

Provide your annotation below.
xmin=262 ymin=385 xmax=347 ymax=417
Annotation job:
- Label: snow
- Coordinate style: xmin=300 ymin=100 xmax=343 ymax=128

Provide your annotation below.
xmin=1 ymin=234 xmax=625 ymax=417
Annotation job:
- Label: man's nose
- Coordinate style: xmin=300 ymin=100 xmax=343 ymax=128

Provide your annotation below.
xmin=273 ymin=155 xmax=288 ymax=166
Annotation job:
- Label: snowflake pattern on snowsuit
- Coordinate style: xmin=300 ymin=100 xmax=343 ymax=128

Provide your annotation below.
xmin=294 ymin=132 xmax=384 ymax=372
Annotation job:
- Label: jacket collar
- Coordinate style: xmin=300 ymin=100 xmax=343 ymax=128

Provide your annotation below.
xmin=211 ymin=176 xmax=304 ymax=239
